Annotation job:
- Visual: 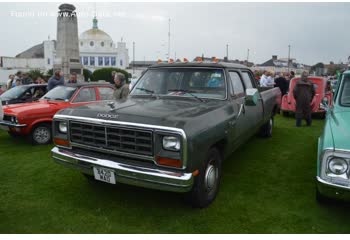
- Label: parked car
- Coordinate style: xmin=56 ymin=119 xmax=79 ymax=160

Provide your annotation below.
xmin=0 ymin=83 xmax=115 ymax=145
xmin=0 ymin=98 xmax=3 ymax=121
xmin=316 ymin=70 xmax=350 ymax=202
xmin=0 ymin=84 xmax=47 ymax=106
xmin=281 ymin=77 xmax=333 ymax=118
xmin=51 ymin=62 xmax=281 ymax=207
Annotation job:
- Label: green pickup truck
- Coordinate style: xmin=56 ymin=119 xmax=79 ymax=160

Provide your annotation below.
xmin=51 ymin=62 xmax=281 ymax=207
xmin=316 ymin=70 xmax=350 ymax=202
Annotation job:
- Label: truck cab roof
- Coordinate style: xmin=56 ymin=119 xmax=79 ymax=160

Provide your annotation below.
xmin=149 ymin=62 xmax=251 ymax=70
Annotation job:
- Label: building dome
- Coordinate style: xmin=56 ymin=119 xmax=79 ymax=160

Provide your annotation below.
xmin=79 ymin=17 xmax=115 ymax=51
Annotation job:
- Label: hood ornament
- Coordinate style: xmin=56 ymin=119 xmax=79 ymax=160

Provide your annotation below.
xmin=107 ymin=101 xmax=115 ymax=109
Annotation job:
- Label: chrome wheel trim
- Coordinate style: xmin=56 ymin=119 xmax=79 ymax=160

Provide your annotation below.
xmin=33 ymin=127 xmax=50 ymax=144
xmin=204 ymin=160 xmax=218 ymax=193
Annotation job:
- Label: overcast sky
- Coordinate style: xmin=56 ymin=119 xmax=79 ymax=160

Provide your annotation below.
xmin=0 ymin=2 xmax=349 ymax=65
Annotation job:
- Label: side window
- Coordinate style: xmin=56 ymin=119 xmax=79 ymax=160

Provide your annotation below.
xmin=73 ymin=88 xmax=97 ymax=103
xmin=98 ymin=87 xmax=114 ymax=100
xmin=229 ymin=71 xmax=245 ymax=97
xmin=241 ymin=71 xmax=254 ymax=89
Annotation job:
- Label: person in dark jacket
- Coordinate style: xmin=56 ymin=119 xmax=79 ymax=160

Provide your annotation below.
xmin=113 ymin=73 xmax=129 ymax=100
xmin=47 ymin=70 xmax=64 ymax=91
xmin=21 ymin=73 xmax=33 ymax=85
xmin=274 ymin=73 xmax=289 ymax=96
xmin=293 ymin=71 xmax=315 ymax=127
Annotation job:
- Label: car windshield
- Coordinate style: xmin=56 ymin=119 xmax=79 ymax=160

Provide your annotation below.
xmin=41 ymin=86 xmax=77 ymax=101
xmin=0 ymin=86 xmax=28 ymax=99
xmin=130 ymin=68 xmax=226 ymax=100
xmin=340 ymin=75 xmax=350 ymax=106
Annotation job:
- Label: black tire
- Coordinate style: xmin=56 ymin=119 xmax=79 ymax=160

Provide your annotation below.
xmin=30 ymin=123 xmax=52 ymax=145
xmin=82 ymin=173 xmax=96 ymax=181
xmin=260 ymin=117 xmax=273 ymax=138
xmin=282 ymin=111 xmax=289 ymax=117
xmin=187 ymin=148 xmax=222 ymax=208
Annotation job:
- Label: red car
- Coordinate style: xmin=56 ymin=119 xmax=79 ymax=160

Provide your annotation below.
xmin=0 ymin=83 xmax=115 ymax=144
xmin=281 ymin=77 xmax=333 ymax=117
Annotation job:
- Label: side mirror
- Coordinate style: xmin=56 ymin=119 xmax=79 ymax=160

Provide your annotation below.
xmin=245 ymin=88 xmax=259 ymax=106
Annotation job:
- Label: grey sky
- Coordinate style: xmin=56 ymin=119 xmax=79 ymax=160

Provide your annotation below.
xmin=0 ymin=2 xmax=349 ymax=65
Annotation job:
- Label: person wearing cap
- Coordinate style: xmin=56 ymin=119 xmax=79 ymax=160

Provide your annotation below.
xmin=293 ymin=71 xmax=315 ymax=127
xmin=113 ymin=73 xmax=129 ymax=100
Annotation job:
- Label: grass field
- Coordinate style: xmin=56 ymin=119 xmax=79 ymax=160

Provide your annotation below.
xmin=1 ymin=115 xmax=350 ymax=233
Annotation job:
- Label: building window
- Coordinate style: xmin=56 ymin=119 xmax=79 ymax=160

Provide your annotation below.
xmin=90 ymin=56 xmax=95 ymax=66
xmin=104 ymin=57 xmax=110 ymax=66
xmin=101 ymin=42 xmax=104 ymax=47
xmin=110 ymin=42 xmax=113 ymax=47
xmin=83 ymin=56 xmax=89 ymax=65
xmin=80 ymin=57 xmax=82 ymax=63
xmin=120 ymin=60 xmax=123 ymax=66
xmin=98 ymin=57 xmax=103 ymax=66
xmin=111 ymin=57 xmax=116 ymax=66
xmin=80 ymin=41 xmax=83 ymax=46
xmin=90 ymin=41 xmax=94 ymax=47
xmin=47 ymin=58 xmax=50 ymax=65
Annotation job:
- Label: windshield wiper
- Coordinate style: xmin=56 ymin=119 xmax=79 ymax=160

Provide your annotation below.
xmin=136 ymin=87 xmax=155 ymax=94
xmin=168 ymin=89 xmax=205 ymax=102
xmin=43 ymin=96 xmax=51 ymax=100
xmin=53 ymin=98 xmax=65 ymax=101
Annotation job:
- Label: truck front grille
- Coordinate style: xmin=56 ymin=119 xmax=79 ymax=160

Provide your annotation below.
xmin=70 ymin=122 xmax=153 ymax=156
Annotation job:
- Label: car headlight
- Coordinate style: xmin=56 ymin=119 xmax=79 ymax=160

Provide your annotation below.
xmin=162 ymin=136 xmax=181 ymax=151
xmin=58 ymin=121 xmax=67 ymax=133
xmin=328 ymin=158 xmax=348 ymax=175
xmin=11 ymin=116 xmax=18 ymax=124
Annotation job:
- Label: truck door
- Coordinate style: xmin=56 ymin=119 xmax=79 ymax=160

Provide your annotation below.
xmin=240 ymin=70 xmax=264 ymax=128
xmin=228 ymin=71 xmax=257 ymax=146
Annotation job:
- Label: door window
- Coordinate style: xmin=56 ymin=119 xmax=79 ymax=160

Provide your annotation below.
xmin=98 ymin=87 xmax=114 ymax=100
xmin=73 ymin=88 xmax=97 ymax=103
xmin=229 ymin=72 xmax=245 ymax=97
xmin=241 ymin=71 xmax=254 ymax=89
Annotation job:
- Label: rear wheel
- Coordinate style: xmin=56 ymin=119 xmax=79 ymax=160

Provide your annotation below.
xmin=30 ymin=123 xmax=52 ymax=145
xmin=187 ymin=148 xmax=222 ymax=208
xmin=260 ymin=117 xmax=273 ymax=138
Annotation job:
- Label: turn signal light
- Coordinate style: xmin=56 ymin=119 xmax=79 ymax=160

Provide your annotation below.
xmin=54 ymin=138 xmax=70 ymax=147
xmin=156 ymin=156 xmax=182 ymax=168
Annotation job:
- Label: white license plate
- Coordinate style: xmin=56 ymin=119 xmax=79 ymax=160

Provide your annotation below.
xmin=93 ymin=167 xmax=116 ymax=184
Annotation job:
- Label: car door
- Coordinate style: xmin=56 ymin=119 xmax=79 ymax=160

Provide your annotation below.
xmin=71 ymin=87 xmax=98 ymax=107
xmin=228 ymin=71 xmax=256 ymax=147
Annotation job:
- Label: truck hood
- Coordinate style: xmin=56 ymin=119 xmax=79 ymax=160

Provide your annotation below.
xmin=329 ymin=110 xmax=350 ymax=150
xmin=4 ymin=100 xmax=62 ymax=117
xmin=59 ymin=97 xmax=226 ymax=129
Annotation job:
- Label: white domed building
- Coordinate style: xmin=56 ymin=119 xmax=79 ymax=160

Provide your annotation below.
xmin=79 ymin=17 xmax=129 ymax=71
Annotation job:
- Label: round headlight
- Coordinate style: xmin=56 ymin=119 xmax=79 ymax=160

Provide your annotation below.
xmin=162 ymin=136 xmax=181 ymax=151
xmin=328 ymin=158 xmax=348 ymax=175
xmin=58 ymin=121 xmax=67 ymax=133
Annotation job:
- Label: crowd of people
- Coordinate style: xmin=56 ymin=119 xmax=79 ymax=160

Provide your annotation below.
xmin=257 ymin=70 xmax=295 ymax=95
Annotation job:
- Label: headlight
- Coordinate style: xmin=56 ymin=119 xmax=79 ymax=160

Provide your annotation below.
xmin=162 ymin=136 xmax=181 ymax=151
xmin=58 ymin=121 xmax=67 ymax=133
xmin=328 ymin=158 xmax=348 ymax=175
xmin=11 ymin=116 xmax=18 ymax=124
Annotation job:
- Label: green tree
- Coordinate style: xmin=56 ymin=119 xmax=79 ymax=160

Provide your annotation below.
xmin=28 ymin=69 xmax=44 ymax=81
xmin=91 ymin=67 xmax=129 ymax=84
xmin=83 ymin=69 xmax=93 ymax=82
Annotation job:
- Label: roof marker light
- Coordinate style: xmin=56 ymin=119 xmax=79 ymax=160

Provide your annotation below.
xmin=196 ymin=57 xmax=203 ymax=62
xmin=212 ymin=57 xmax=219 ymax=63
xmin=183 ymin=58 xmax=189 ymax=63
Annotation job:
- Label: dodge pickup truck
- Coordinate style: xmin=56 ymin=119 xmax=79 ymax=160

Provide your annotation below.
xmin=52 ymin=62 xmax=281 ymax=208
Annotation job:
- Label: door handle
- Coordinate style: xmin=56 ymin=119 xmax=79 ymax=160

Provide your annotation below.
xmin=234 ymin=103 xmax=245 ymax=120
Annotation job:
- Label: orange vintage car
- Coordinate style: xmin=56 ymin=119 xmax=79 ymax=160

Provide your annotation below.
xmin=281 ymin=77 xmax=333 ymax=118
xmin=0 ymin=83 xmax=114 ymax=144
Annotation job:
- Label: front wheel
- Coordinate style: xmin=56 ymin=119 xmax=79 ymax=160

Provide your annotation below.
xmin=30 ymin=123 xmax=52 ymax=145
xmin=187 ymin=148 xmax=222 ymax=208
xmin=260 ymin=117 xmax=273 ymax=138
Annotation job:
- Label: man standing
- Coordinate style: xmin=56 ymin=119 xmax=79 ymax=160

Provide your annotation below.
xmin=260 ymin=71 xmax=274 ymax=87
xmin=293 ymin=71 xmax=315 ymax=127
xmin=21 ymin=73 xmax=33 ymax=85
xmin=67 ymin=72 xmax=78 ymax=84
xmin=274 ymin=73 xmax=289 ymax=96
xmin=113 ymin=73 xmax=129 ymax=100
xmin=6 ymin=74 xmax=15 ymax=90
xmin=47 ymin=70 xmax=64 ymax=91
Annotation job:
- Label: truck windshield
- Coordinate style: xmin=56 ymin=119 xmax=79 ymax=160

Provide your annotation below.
xmin=340 ymin=75 xmax=350 ymax=107
xmin=130 ymin=68 xmax=226 ymax=100
xmin=41 ymin=86 xmax=77 ymax=101
xmin=0 ymin=86 xmax=29 ymax=100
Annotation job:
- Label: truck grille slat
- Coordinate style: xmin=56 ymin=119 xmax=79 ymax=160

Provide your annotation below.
xmin=70 ymin=122 xmax=153 ymax=156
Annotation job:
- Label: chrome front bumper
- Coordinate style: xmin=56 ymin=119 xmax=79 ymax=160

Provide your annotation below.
xmin=0 ymin=120 xmax=27 ymax=128
xmin=316 ymin=176 xmax=350 ymax=200
xmin=52 ymin=147 xmax=194 ymax=193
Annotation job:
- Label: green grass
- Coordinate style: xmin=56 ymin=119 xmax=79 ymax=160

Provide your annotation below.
xmin=1 ymin=115 xmax=350 ymax=233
